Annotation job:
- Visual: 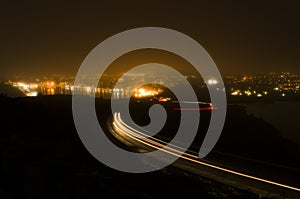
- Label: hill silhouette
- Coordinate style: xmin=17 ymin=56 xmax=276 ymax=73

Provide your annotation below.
xmin=0 ymin=83 xmax=25 ymax=98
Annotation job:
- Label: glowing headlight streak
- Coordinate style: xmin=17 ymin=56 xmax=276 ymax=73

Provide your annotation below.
xmin=113 ymin=112 xmax=300 ymax=193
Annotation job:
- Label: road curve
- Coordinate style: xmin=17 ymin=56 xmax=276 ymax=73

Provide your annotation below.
xmin=111 ymin=112 xmax=300 ymax=198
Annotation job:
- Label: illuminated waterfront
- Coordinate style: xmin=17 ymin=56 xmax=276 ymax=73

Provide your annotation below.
xmin=5 ymin=72 xmax=300 ymax=100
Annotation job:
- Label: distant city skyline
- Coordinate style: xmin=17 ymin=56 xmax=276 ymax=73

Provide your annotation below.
xmin=3 ymin=71 xmax=300 ymax=100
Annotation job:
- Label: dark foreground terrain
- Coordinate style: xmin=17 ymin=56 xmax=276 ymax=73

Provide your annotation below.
xmin=0 ymin=95 xmax=299 ymax=198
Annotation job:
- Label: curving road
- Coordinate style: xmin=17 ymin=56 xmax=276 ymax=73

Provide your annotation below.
xmin=111 ymin=112 xmax=300 ymax=198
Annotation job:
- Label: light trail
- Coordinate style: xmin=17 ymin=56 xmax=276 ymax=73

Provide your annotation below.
xmin=112 ymin=112 xmax=300 ymax=192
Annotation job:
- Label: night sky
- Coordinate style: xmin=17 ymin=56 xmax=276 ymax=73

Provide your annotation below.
xmin=1 ymin=1 xmax=299 ymax=78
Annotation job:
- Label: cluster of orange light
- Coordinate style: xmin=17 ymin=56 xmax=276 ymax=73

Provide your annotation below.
xmin=133 ymin=87 xmax=162 ymax=98
xmin=45 ymin=81 xmax=55 ymax=88
xmin=12 ymin=82 xmax=39 ymax=96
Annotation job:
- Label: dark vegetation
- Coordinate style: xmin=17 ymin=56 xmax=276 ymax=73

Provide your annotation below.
xmin=0 ymin=95 xmax=299 ymax=198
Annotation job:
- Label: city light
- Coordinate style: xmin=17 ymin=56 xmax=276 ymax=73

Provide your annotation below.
xmin=244 ymin=90 xmax=252 ymax=96
xmin=207 ymin=79 xmax=218 ymax=85
xmin=231 ymin=90 xmax=240 ymax=96
xmin=158 ymin=97 xmax=171 ymax=102
xmin=225 ymin=72 xmax=300 ymax=98
xmin=26 ymin=92 xmax=38 ymax=97
xmin=133 ymin=88 xmax=159 ymax=98
xmin=4 ymin=72 xmax=300 ymax=99
xmin=45 ymin=81 xmax=55 ymax=88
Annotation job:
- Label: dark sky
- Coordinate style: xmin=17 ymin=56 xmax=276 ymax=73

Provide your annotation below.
xmin=1 ymin=0 xmax=299 ymax=78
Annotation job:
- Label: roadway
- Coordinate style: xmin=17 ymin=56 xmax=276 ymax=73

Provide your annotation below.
xmin=111 ymin=112 xmax=300 ymax=199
